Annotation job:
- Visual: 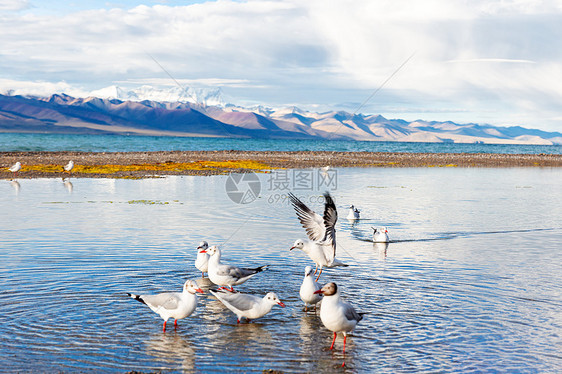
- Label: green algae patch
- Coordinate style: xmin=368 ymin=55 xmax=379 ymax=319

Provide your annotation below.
xmin=127 ymin=200 xmax=170 ymax=205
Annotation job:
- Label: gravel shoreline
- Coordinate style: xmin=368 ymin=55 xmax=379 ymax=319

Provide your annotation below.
xmin=1 ymin=150 xmax=561 ymax=179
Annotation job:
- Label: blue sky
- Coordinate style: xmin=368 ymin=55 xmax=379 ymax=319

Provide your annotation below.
xmin=1 ymin=0 xmax=561 ymax=132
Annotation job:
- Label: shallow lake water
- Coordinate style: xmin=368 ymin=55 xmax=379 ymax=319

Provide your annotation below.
xmin=1 ymin=167 xmax=561 ymax=373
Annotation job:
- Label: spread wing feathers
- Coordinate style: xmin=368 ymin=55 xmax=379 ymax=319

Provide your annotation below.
xmin=139 ymin=292 xmax=180 ymax=311
xmin=211 ymin=289 xmax=260 ymax=312
xmin=216 ymin=264 xmax=267 ymax=279
xmin=343 ymin=301 xmax=363 ymax=323
xmin=288 ymin=192 xmax=327 ymax=242
xmin=322 ymin=192 xmax=338 ymax=249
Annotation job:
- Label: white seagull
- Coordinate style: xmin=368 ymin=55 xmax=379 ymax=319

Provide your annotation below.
xmin=346 ymin=205 xmax=360 ymax=220
xmin=299 ymin=266 xmax=322 ymax=311
xmin=314 ymin=282 xmax=364 ymax=367
xmin=127 ymin=279 xmax=203 ymax=332
xmin=210 ymin=288 xmax=285 ymax=323
xmin=200 ymin=245 xmax=269 ymax=292
xmin=63 ymin=160 xmax=74 ymax=173
xmin=8 ymin=162 xmax=21 ymax=178
xmin=372 ymin=227 xmax=389 ymax=243
xmin=289 ymin=192 xmax=347 ymax=281
xmin=194 ymin=241 xmax=209 ymax=277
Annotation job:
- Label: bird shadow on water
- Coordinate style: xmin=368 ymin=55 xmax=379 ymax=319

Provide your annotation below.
xmin=144 ymin=332 xmax=196 ymax=373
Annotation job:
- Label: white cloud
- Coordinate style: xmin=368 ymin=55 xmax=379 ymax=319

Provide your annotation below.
xmin=0 ymin=79 xmax=89 ymax=97
xmin=0 ymin=0 xmax=561 ymax=131
xmin=0 ymin=0 xmax=29 ymax=11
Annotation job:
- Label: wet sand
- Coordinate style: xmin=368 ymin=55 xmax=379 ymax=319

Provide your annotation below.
xmin=1 ymin=150 xmax=561 ymax=179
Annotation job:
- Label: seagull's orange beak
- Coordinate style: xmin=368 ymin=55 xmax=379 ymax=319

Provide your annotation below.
xmin=290 ymin=247 xmax=295 ymax=251
xmin=313 ymin=290 xmax=324 ymax=295
xmin=278 ymin=301 xmax=286 ymax=307
xmin=199 ymin=250 xmax=207 ymax=253
xmin=196 ymin=288 xmax=204 ymax=294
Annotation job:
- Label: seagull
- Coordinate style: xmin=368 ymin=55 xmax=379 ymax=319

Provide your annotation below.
xmin=346 ymin=205 xmax=360 ymax=220
xmin=288 ymin=192 xmax=347 ymax=281
xmin=127 ymin=279 xmax=203 ymax=332
xmin=63 ymin=160 xmax=74 ymax=173
xmin=372 ymin=227 xmax=389 ymax=243
xmin=194 ymin=241 xmax=209 ymax=277
xmin=299 ymin=266 xmax=322 ymax=312
xmin=314 ymin=282 xmax=364 ymax=367
xmin=210 ymin=288 xmax=285 ymax=324
xmin=8 ymin=162 xmax=21 ymax=178
xmin=200 ymin=245 xmax=269 ymax=292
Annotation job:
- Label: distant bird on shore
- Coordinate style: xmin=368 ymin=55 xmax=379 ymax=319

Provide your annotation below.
xmin=210 ymin=288 xmax=285 ymax=323
xmin=314 ymin=282 xmax=364 ymax=367
xmin=299 ymin=266 xmax=322 ymax=311
xmin=346 ymin=205 xmax=360 ymax=220
xmin=127 ymin=279 xmax=203 ymax=332
xmin=63 ymin=160 xmax=74 ymax=173
xmin=195 ymin=241 xmax=210 ymax=277
xmin=200 ymin=245 xmax=269 ymax=292
xmin=8 ymin=162 xmax=21 ymax=178
xmin=372 ymin=227 xmax=389 ymax=243
xmin=289 ymin=192 xmax=347 ymax=281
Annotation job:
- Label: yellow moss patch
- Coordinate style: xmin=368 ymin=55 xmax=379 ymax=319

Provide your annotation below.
xmin=22 ymin=160 xmax=274 ymax=174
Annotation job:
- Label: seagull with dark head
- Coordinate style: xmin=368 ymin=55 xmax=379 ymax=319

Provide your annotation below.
xmin=314 ymin=282 xmax=364 ymax=367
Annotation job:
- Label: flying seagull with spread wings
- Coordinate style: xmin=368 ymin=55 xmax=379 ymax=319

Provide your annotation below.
xmin=289 ymin=192 xmax=347 ymax=281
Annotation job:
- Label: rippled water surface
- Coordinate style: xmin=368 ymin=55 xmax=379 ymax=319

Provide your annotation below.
xmin=1 ymin=168 xmax=561 ymax=373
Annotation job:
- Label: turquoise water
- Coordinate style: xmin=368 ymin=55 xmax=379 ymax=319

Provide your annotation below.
xmin=1 ymin=168 xmax=561 ymax=372
xmin=1 ymin=132 xmax=561 ymax=153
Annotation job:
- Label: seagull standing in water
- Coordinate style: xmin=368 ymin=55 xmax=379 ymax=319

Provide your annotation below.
xmin=127 ymin=279 xmax=203 ymax=332
xmin=314 ymin=282 xmax=364 ymax=367
xmin=372 ymin=227 xmax=389 ymax=243
xmin=210 ymin=289 xmax=285 ymax=323
xmin=299 ymin=266 xmax=322 ymax=311
xmin=346 ymin=205 xmax=360 ymax=220
xmin=194 ymin=241 xmax=209 ymax=277
xmin=200 ymin=245 xmax=269 ymax=292
xmin=289 ymin=192 xmax=347 ymax=281
xmin=8 ymin=162 xmax=21 ymax=178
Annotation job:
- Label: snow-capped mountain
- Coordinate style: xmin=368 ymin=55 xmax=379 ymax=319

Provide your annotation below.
xmin=0 ymin=92 xmax=560 ymax=145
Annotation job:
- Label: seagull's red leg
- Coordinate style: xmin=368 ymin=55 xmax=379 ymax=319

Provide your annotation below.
xmin=228 ymin=286 xmax=235 ymax=292
xmin=330 ymin=332 xmax=337 ymax=350
xmin=163 ymin=320 xmax=167 ymax=332
xmin=315 ymin=267 xmax=323 ymax=282
xmin=313 ymin=264 xmax=318 ymax=275
xmin=341 ymin=335 xmax=348 ymax=367
xmin=237 ymin=318 xmax=240 ymax=324
xmin=174 ymin=319 xmax=178 ymax=329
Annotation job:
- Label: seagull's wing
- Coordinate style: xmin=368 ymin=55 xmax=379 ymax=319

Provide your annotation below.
xmin=216 ymin=263 xmax=265 ymax=280
xmin=288 ymin=192 xmax=326 ymax=241
xmin=343 ymin=301 xmax=363 ymax=323
xmin=142 ymin=292 xmax=180 ymax=311
xmin=212 ymin=290 xmax=259 ymax=311
xmin=322 ymin=192 xmax=337 ymax=241
xmin=321 ymin=192 xmax=338 ymax=259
